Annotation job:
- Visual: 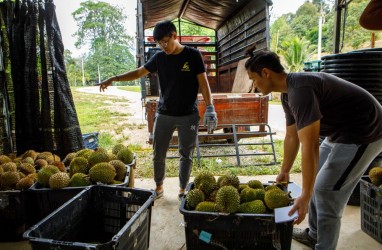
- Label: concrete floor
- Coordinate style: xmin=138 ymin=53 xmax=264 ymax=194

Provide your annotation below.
xmin=0 ymin=173 xmax=380 ymax=250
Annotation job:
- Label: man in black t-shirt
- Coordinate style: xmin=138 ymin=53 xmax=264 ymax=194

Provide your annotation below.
xmin=244 ymin=45 xmax=382 ymax=250
xmin=98 ymin=20 xmax=217 ymax=200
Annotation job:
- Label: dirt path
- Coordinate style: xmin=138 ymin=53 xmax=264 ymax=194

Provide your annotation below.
xmin=77 ymin=86 xmax=146 ymax=124
xmin=74 ymin=86 xmax=151 ymax=147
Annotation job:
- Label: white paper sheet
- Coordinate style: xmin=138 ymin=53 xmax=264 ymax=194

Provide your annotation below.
xmin=274 ymin=205 xmax=298 ymax=223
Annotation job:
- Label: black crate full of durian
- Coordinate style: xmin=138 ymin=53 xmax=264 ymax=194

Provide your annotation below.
xmin=179 ymin=171 xmax=293 ymax=250
xmin=27 ymin=144 xmax=135 ymax=226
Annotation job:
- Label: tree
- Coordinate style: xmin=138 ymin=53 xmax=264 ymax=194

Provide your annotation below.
xmin=312 ymin=0 xmax=335 ymax=13
xmin=341 ymin=0 xmax=373 ymax=49
xmin=271 ymin=0 xmax=376 ymax=57
xmin=322 ymin=0 xmax=374 ymax=52
xmin=72 ymin=0 xmax=135 ymax=83
xmin=270 ymin=15 xmax=295 ymax=53
xmin=291 ymin=2 xmax=320 ymax=39
xmin=64 ymin=50 xmax=87 ymax=86
xmin=280 ymin=37 xmax=311 ymax=72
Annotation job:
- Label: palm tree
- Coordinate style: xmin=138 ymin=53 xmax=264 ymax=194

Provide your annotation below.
xmin=280 ymin=37 xmax=311 ymax=72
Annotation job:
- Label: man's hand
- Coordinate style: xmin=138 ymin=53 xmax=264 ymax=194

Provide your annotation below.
xmin=288 ymin=195 xmax=310 ymax=225
xmin=276 ymin=171 xmax=290 ymax=186
xmin=97 ymin=78 xmax=113 ymax=92
xmin=203 ymin=105 xmax=218 ymax=132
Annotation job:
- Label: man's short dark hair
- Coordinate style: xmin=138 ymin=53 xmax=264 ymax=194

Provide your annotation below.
xmin=153 ymin=20 xmax=177 ymax=41
xmin=244 ymin=44 xmax=285 ymax=74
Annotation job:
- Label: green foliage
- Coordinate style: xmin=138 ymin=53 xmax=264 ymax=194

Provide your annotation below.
xmin=341 ymin=0 xmax=372 ymax=49
xmin=291 ymin=2 xmax=320 ymax=38
xmin=72 ymin=1 xmax=128 ymax=50
xmin=280 ymin=37 xmax=311 ymax=72
xmin=175 ymin=19 xmax=215 ymax=52
xmin=177 ymin=19 xmax=214 ymax=38
xmin=271 ymin=0 xmax=376 ymax=59
xmin=64 ymin=50 xmax=88 ymax=86
xmin=270 ymin=16 xmax=295 ymax=53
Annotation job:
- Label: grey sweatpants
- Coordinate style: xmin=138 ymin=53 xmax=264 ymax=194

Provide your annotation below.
xmin=308 ymin=137 xmax=382 ymax=250
xmin=152 ymin=112 xmax=199 ymax=189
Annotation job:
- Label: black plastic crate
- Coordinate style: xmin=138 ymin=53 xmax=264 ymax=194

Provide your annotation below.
xmin=82 ymin=132 xmax=99 ymax=149
xmin=347 ymin=161 xmax=374 ymax=206
xmin=0 ymin=190 xmax=27 ymax=242
xmin=179 ymin=182 xmax=293 ymax=250
xmin=24 ymin=185 xmax=155 ymax=250
xmin=360 ymin=176 xmax=382 ymax=244
xmin=27 ymin=165 xmax=131 ymax=226
xmin=27 ymin=184 xmax=84 ymax=227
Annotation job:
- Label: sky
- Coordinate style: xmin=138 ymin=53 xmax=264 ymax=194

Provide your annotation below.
xmin=54 ymin=0 xmax=308 ymax=57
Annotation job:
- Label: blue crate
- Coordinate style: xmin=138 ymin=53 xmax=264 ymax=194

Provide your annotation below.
xmin=82 ymin=132 xmax=99 ymax=149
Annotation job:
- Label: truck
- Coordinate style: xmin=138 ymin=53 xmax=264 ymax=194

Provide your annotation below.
xmin=135 ymin=0 xmax=274 ymax=149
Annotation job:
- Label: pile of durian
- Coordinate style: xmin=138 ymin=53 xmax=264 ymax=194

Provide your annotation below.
xmin=0 ymin=143 xmax=134 ymax=191
xmin=37 ymin=143 xmax=134 ymax=189
xmin=0 ymin=150 xmax=61 ymax=191
xmin=369 ymin=166 xmax=382 ymax=188
xmin=185 ymin=171 xmax=291 ymax=214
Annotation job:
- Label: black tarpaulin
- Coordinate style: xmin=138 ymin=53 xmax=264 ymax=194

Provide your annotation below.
xmin=0 ymin=0 xmax=84 ymax=157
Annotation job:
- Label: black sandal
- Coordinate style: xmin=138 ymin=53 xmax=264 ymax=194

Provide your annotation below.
xmin=178 ymin=192 xmax=185 ymax=200
xmin=153 ymin=190 xmax=164 ymax=200
xmin=292 ymin=228 xmax=316 ymax=249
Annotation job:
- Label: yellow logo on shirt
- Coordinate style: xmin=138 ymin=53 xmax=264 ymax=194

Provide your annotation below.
xmin=181 ymin=62 xmax=190 ymax=71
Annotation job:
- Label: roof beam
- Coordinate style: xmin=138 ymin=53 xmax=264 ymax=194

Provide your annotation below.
xmin=178 ymin=0 xmax=191 ymax=19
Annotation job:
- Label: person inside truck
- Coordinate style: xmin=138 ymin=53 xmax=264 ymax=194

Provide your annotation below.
xmin=359 ymin=0 xmax=382 ymax=30
xmin=97 ymin=20 xmax=217 ymax=200
xmin=244 ymin=44 xmax=382 ymax=250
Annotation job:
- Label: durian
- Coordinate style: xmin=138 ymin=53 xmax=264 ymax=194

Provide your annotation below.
xmin=247 ymin=179 xmax=264 ymax=189
xmin=264 ymin=189 xmax=290 ymax=210
xmin=37 ymin=165 xmax=60 ymax=187
xmin=195 ymin=201 xmax=218 ymax=212
xmin=194 ymin=171 xmax=217 ymax=196
xmin=49 ymin=172 xmax=70 ymax=189
xmin=186 ymin=188 xmax=205 ymax=209
xmin=89 ymin=162 xmax=116 ymax=184
xmin=369 ymin=167 xmax=382 ymax=186
xmin=215 ymin=185 xmax=240 ymax=213
xmin=238 ymin=200 xmax=267 ymax=214
xmin=117 ymin=148 xmax=134 ymax=164
xmin=69 ymin=157 xmax=89 ymax=176
xmin=109 ymin=160 xmax=127 ymax=181
xmin=69 ymin=173 xmax=92 ymax=187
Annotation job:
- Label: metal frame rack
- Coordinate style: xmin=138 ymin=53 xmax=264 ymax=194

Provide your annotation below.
xmin=168 ymin=123 xmax=278 ymax=166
